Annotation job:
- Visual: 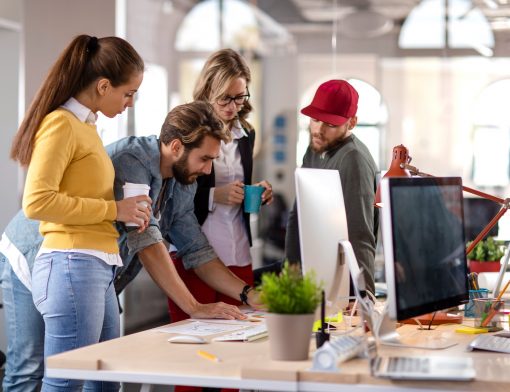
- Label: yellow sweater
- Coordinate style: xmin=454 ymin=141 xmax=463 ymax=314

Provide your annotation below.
xmin=22 ymin=109 xmax=119 ymax=253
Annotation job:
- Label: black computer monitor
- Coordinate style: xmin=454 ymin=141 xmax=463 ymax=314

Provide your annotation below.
xmin=381 ymin=177 xmax=469 ymax=321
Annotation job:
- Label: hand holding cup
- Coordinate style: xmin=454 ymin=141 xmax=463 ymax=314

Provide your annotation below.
xmin=117 ymin=183 xmax=152 ymax=232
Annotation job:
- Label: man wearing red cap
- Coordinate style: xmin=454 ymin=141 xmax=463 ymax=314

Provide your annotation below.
xmin=285 ymin=79 xmax=379 ymax=295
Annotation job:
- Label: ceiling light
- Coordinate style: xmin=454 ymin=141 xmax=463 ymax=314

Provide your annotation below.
xmin=472 ymin=43 xmax=494 ymax=56
xmin=337 ymin=9 xmax=394 ymax=39
xmin=483 ymin=0 xmax=499 ymax=9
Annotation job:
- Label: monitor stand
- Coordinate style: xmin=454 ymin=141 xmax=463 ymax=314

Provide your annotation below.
xmin=372 ymin=303 xmax=458 ymax=350
xmin=340 ymin=240 xmax=457 ymax=350
xmin=400 ymin=311 xmax=463 ymax=327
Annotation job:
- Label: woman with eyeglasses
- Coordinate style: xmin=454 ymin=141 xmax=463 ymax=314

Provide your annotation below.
xmin=167 ymin=49 xmax=273 ymax=328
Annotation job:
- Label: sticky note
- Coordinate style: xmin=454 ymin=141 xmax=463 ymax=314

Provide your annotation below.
xmin=455 ymin=326 xmax=489 ymax=334
xmin=313 ymin=313 xmax=344 ymax=332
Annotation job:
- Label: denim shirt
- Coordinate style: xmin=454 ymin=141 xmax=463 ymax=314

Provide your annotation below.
xmin=107 ymin=135 xmax=217 ymax=293
xmin=1 ymin=136 xmax=216 ymax=294
xmin=0 ymin=210 xmax=42 ymax=290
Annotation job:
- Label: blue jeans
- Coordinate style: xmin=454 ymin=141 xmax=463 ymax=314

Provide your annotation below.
xmin=32 ymin=252 xmax=120 ymax=392
xmin=1 ymin=257 xmax=45 ymax=392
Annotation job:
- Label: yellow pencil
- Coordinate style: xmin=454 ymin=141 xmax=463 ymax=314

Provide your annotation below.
xmin=495 ymin=279 xmax=510 ymax=302
xmin=197 ymin=350 xmax=221 ymax=363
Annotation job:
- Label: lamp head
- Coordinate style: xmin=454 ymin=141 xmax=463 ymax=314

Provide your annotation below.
xmin=374 ymin=144 xmax=412 ymax=207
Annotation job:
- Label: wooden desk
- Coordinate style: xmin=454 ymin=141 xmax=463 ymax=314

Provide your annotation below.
xmin=47 ymin=322 xmax=510 ymax=392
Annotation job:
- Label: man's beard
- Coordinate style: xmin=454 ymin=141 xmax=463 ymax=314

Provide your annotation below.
xmin=310 ymin=134 xmax=345 ymax=154
xmin=172 ymin=152 xmax=198 ymax=185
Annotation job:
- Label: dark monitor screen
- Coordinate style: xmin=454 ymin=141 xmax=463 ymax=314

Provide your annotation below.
xmin=381 ymin=177 xmax=469 ymax=321
xmin=463 ymin=197 xmax=499 ymax=242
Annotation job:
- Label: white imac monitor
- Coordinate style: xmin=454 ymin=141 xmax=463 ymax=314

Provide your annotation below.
xmin=295 ymin=168 xmax=351 ymax=307
xmin=381 ymin=176 xmax=469 ymax=321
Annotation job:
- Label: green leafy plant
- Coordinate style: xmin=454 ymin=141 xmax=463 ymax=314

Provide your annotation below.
xmin=467 ymin=236 xmax=505 ymax=262
xmin=258 ymin=261 xmax=322 ymax=314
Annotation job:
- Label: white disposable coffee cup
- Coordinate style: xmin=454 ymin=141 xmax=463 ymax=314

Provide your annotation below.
xmin=122 ymin=182 xmax=151 ymax=227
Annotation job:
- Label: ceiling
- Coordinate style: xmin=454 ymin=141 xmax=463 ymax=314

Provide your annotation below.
xmin=156 ymin=0 xmax=510 ymax=56
xmin=165 ymin=0 xmax=510 ymax=27
xmin=255 ymin=0 xmax=510 ymax=33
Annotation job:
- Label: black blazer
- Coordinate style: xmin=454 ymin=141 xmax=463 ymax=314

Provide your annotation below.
xmin=194 ymin=128 xmax=256 ymax=245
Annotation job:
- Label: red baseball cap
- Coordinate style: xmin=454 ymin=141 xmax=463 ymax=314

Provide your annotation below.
xmin=301 ymin=80 xmax=358 ymax=126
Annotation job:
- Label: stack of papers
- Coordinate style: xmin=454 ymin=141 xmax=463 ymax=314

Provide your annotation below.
xmin=156 ymin=310 xmax=269 ymax=341
xmin=213 ymin=324 xmax=268 ymax=342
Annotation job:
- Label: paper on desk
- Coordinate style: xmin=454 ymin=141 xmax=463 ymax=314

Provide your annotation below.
xmin=189 ymin=309 xmax=269 ymax=325
xmin=156 ymin=321 xmax=246 ymax=336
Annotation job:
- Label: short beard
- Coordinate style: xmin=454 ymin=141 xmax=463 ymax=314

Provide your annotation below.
xmin=310 ymin=135 xmax=345 ymax=154
xmin=172 ymin=151 xmax=195 ymax=185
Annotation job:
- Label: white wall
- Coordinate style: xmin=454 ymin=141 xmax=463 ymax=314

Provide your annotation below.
xmin=0 ymin=0 xmax=22 ymax=355
xmin=0 ymin=28 xmax=21 ymax=233
xmin=260 ymin=54 xmax=299 ymax=207
xmin=22 ymin=0 xmax=116 ymax=109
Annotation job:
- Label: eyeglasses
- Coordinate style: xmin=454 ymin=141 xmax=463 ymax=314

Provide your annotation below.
xmin=216 ymin=89 xmax=250 ymax=107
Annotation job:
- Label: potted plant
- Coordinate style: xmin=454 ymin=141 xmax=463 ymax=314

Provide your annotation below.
xmin=258 ymin=262 xmax=322 ymax=360
xmin=467 ymin=236 xmax=505 ymax=273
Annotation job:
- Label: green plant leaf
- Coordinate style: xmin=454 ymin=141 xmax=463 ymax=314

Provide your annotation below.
xmin=467 ymin=236 xmax=505 ymax=262
xmin=257 ymin=261 xmax=322 ymax=314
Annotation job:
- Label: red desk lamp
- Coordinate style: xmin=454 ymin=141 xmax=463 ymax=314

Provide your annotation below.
xmin=374 ymin=145 xmax=412 ymax=208
xmin=375 ymin=144 xmax=510 ymax=325
xmin=375 ymin=144 xmax=510 ymax=255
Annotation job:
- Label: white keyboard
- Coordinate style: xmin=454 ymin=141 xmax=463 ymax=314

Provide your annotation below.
xmin=468 ymin=333 xmax=510 ymax=353
xmin=387 ymin=357 xmax=430 ymax=374
xmin=213 ymin=324 xmax=268 ymax=342
xmin=312 ymin=334 xmax=365 ymax=372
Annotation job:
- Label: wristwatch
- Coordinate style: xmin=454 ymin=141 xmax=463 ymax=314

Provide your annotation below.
xmin=239 ymin=285 xmax=252 ymax=305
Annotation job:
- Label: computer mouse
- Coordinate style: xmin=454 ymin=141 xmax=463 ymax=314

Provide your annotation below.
xmin=167 ymin=335 xmax=207 ymax=344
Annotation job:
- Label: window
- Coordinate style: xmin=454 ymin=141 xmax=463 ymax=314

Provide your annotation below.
xmin=175 ymin=0 xmax=259 ymax=52
xmin=472 ymin=79 xmax=510 ymax=187
xmin=134 ymin=64 xmax=168 ymax=137
xmin=399 ymin=0 xmax=494 ymax=55
xmin=97 ymin=113 xmax=125 ymax=146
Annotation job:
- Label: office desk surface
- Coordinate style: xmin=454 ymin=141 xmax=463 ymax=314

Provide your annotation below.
xmin=47 ymin=322 xmax=510 ymax=391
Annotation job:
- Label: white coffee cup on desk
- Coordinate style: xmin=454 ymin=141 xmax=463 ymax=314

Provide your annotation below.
xmin=122 ymin=182 xmax=150 ymax=227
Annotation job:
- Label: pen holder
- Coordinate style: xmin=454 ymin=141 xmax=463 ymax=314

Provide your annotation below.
xmin=315 ymin=329 xmax=330 ymax=349
xmin=473 ymin=298 xmax=504 ymax=327
xmin=465 ymin=288 xmax=489 ymax=318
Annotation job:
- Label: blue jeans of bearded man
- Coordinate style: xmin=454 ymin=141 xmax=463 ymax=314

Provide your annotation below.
xmin=1 ymin=258 xmax=45 ymax=392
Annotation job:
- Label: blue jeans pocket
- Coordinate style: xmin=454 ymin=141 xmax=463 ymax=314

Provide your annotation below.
xmin=32 ymin=256 xmax=53 ymax=307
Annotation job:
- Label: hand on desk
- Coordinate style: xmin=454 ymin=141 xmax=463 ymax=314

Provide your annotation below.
xmin=190 ymin=302 xmax=247 ymax=320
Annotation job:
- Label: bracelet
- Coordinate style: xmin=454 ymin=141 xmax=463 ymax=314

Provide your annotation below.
xmin=239 ymin=284 xmax=252 ymax=305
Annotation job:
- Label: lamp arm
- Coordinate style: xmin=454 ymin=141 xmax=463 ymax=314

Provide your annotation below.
xmin=461 ymin=186 xmax=506 ymax=205
xmin=466 ymin=207 xmax=508 ymax=256
xmin=401 ymin=163 xmax=434 ymax=177
xmin=401 ymin=163 xmax=510 ymax=255
xmin=403 ymin=162 xmax=507 ymax=206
